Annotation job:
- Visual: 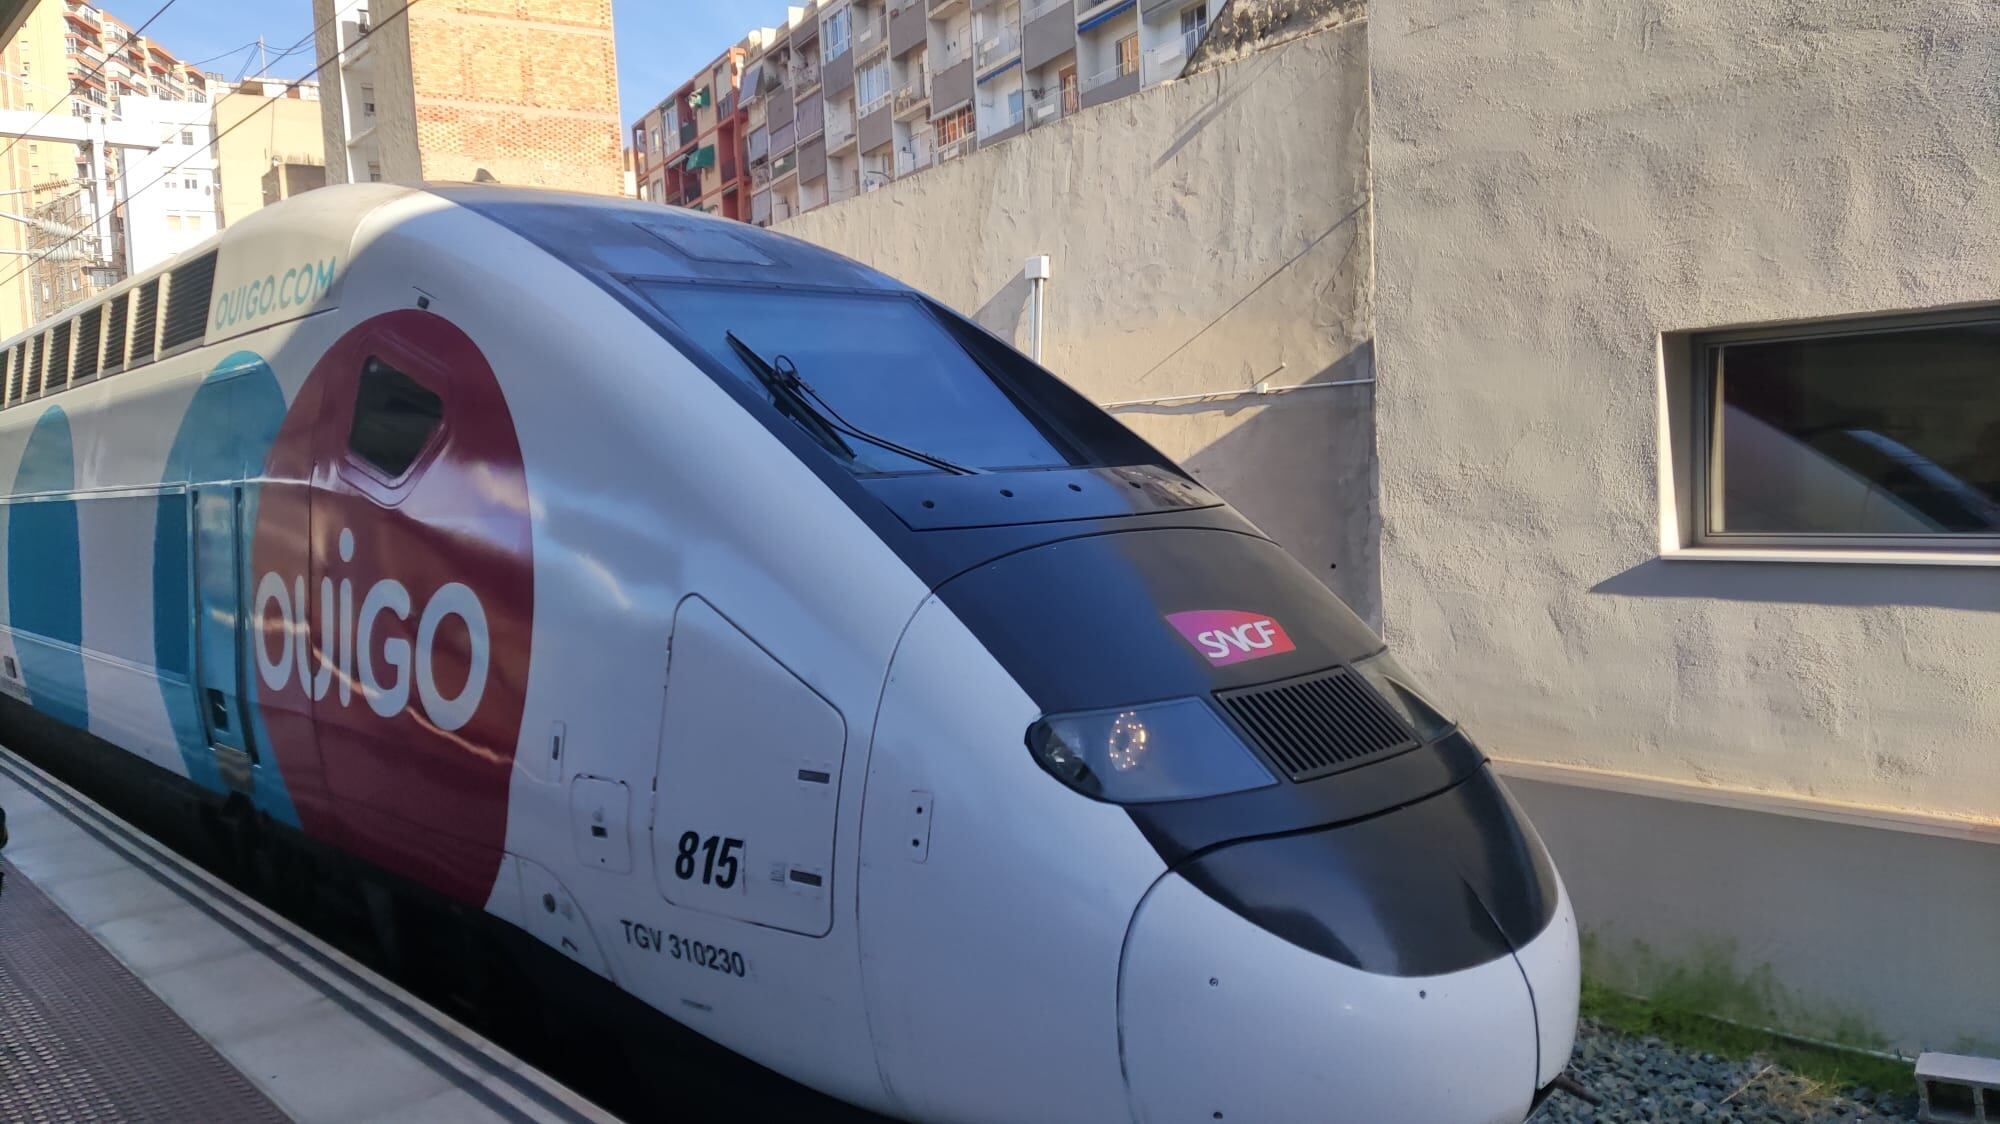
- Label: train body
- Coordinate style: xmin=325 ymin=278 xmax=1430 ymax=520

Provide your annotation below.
xmin=0 ymin=184 xmax=1578 ymax=1123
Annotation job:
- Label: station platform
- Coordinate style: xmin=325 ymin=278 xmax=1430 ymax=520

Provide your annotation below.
xmin=0 ymin=746 xmax=618 ymax=1124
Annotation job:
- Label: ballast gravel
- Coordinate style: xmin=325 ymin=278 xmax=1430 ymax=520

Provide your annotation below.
xmin=1531 ymin=1020 xmax=1922 ymax=1124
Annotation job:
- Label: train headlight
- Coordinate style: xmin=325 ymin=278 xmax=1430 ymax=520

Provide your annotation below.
xmin=1026 ymin=699 xmax=1276 ymax=804
xmin=1351 ymin=649 xmax=1456 ymax=741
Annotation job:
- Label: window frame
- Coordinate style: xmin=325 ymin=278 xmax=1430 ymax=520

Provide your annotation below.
xmin=342 ymin=355 xmax=450 ymax=493
xmin=1691 ymin=306 xmax=2000 ymax=553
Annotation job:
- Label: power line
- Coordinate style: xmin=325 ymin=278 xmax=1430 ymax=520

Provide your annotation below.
xmin=0 ymin=0 xmax=182 ymax=169
xmin=0 ymin=0 xmax=419 ymax=297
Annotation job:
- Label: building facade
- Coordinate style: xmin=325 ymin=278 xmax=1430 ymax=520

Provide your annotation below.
xmin=113 ymin=93 xmax=212 ymax=273
xmin=630 ymin=33 xmax=765 ymax=221
xmin=313 ymin=0 xmax=624 ymax=195
xmin=0 ymin=0 xmax=215 ymax=336
xmin=212 ymin=77 xmax=324 ymax=228
xmin=630 ymin=0 xmax=1218 ymax=226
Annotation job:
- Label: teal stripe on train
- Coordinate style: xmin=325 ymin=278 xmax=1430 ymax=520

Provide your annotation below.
xmin=154 ymin=352 xmax=301 ymax=827
xmin=7 ymin=407 xmax=87 ymax=731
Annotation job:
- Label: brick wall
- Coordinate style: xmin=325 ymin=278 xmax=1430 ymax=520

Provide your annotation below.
xmin=405 ymin=0 xmax=624 ymax=195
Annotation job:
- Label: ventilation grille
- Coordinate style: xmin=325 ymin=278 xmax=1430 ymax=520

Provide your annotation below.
xmin=22 ymin=333 xmax=40 ymax=395
xmin=160 ymin=252 xmax=215 ymax=351
xmin=73 ymin=306 xmax=101 ymax=380
xmin=1216 ymin=667 xmax=1420 ymax=783
xmin=132 ymin=279 xmax=160 ymax=363
xmin=9 ymin=342 xmax=24 ymax=401
xmin=102 ymin=293 xmax=128 ymax=371
xmin=47 ymin=320 xmax=70 ymax=389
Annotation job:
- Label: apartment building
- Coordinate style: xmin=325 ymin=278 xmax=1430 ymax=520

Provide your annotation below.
xmin=639 ymin=0 xmax=1217 ymax=226
xmin=212 ymin=77 xmax=324 ymax=227
xmin=313 ymin=0 xmax=624 ymax=195
xmin=630 ymin=32 xmax=766 ymax=221
xmin=114 ymin=94 xmax=213 ymax=273
xmin=0 ymin=1 xmax=216 ymax=334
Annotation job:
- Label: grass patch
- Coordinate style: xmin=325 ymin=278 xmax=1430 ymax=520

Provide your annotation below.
xmin=1580 ymin=978 xmax=1916 ymax=1097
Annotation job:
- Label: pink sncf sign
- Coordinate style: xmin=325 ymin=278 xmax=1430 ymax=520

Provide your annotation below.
xmin=1167 ymin=610 xmax=1297 ymax=667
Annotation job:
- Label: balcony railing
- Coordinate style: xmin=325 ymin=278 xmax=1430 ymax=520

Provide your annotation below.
xmin=858 ymin=89 xmax=891 ymax=118
xmin=1023 ymin=0 xmax=1070 ymax=20
xmin=1025 ymin=87 xmax=1063 ymax=127
xmin=753 ymin=162 xmax=772 ymax=188
xmin=893 ymin=73 xmax=931 ymax=116
xmin=975 ymin=28 xmax=1020 ymax=69
xmin=790 ymin=60 xmax=822 ymax=89
xmin=829 ymin=116 xmax=856 ymax=147
xmin=1143 ymin=26 xmax=1203 ymax=84
xmin=1082 ymin=57 xmax=1134 ymax=94
xmin=937 ymin=134 xmax=973 ymax=163
xmin=772 ymin=151 xmax=798 ymax=178
xmin=977 ymin=102 xmax=1023 ymax=138
xmin=679 ymin=119 xmax=698 ymax=145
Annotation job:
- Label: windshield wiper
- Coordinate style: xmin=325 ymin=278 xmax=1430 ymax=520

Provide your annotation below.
xmin=725 ymin=331 xmax=977 ymax=475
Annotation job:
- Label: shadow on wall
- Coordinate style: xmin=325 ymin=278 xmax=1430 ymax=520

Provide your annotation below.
xmin=1114 ymin=342 xmax=1381 ymax=625
xmin=974 ymin=272 xmax=1033 ymax=342
xmin=1592 ymin=558 xmax=2000 ymax=613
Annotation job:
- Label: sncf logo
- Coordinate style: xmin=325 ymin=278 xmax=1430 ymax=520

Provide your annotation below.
xmin=253 ymin=528 xmax=491 ymax=732
xmin=1168 ymin=610 xmax=1297 ymax=667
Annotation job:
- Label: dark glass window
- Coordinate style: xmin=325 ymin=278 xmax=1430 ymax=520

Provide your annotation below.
xmin=1707 ymin=319 xmax=2000 ymax=539
xmin=639 ymin=284 xmax=1072 ymax=475
xmin=348 ymin=359 xmax=443 ymax=479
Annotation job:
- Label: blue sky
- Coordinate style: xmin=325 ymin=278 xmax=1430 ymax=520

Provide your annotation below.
xmin=134 ymin=1 xmax=785 ymax=128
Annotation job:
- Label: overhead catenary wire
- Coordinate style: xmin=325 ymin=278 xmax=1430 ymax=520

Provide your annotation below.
xmin=0 ymin=0 xmax=415 ymax=299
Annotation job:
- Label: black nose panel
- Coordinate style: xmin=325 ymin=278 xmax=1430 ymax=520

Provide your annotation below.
xmin=1173 ymin=767 xmax=1560 ymax=977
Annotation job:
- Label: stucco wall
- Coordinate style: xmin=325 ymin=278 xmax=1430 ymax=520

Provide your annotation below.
xmin=779 ymin=21 xmax=1380 ymax=619
xmin=1370 ymin=1 xmax=2000 ymax=823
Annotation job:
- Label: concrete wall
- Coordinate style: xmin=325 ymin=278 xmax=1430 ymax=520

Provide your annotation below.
xmin=1371 ymin=0 xmax=2000 ymax=1048
xmin=779 ymin=22 xmax=1381 ymax=620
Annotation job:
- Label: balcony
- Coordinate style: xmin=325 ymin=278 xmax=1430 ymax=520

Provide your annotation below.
xmin=829 ymin=115 xmax=856 ymax=149
xmin=1024 ymin=86 xmax=1064 ymax=127
xmin=855 ymin=11 xmax=888 ymax=57
xmin=679 ymin=118 xmax=698 ymax=146
xmin=790 ymin=60 xmax=822 ymax=91
xmin=937 ymin=134 xmax=973 ymax=163
xmin=977 ymin=102 xmax=1024 ymax=140
xmin=1143 ymin=26 xmax=1202 ymax=84
xmin=773 ymin=150 xmax=798 ymax=179
xmin=976 ymin=27 xmax=1021 ymax=70
xmin=859 ymin=89 xmax=892 ymax=118
xmin=1081 ymin=55 xmax=1140 ymax=107
xmin=894 ymin=147 xmax=928 ymax=176
xmin=1024 ymin=0 xmax=1070 ymax=19
xmin=893 ymin=76 xmax=931 ymax=118
xmin=753 ymin=162 xmax=772 ymax=188
xmin=935 ymin=36 xmax=972 ymax=70
xmin=928 ymin=0 xmax=967 ymax=14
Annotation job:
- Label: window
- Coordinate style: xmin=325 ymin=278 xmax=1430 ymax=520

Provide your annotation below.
xmin=348 ymin=359 xmax=443 ymax=478
xmin=857 ymin=60 xmax=890 ymax=109
xmin=179 ymin=128 xmax=192 ymax=144
xmin=1116 ymin=33 xmax=1139 ymax=77
xmin=362 ymin=85 xmax=376 ymax=115
xmin=1180 ymin=3 xmax=1208 ymax=38
xmin=824 ymin=6 xmax=852 ymax=57
xmin=640 ymin=284 xmax=1074 ymax=475
xmin=367 ymin=161 xmax=382 ymax=182
xmin=1695 ymin=312 xmax=2000 ymax=546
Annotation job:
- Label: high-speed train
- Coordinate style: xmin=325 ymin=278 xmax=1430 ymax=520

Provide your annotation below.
xmin=0 ymin=183 xmax=1578 ymax=1122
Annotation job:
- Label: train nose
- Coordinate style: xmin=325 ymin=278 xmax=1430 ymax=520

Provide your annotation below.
xmin=1117 ymin=771 xmax=1580 ymax=1124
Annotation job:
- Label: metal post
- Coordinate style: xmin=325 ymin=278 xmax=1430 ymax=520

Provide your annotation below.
xmin=1024 ymin=254 xmax=1050 ymax=363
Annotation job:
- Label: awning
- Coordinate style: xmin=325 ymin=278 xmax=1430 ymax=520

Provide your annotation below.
xmin=740 ymin=65 xmax=763 ymax=100
xmin=1078 ymin=0 xmax=1135 ymax=33
xmin=685 ymin=145 xmax=717 ymax=170
xmin=688 ymin=86 xmax=713 ymax=109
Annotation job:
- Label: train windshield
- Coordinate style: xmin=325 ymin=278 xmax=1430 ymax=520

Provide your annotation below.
xmin=638 ymin=283 xmax=1076 ymax=475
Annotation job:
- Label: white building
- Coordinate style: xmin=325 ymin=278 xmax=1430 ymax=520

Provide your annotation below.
xmin=114 ymin=95 xmax=216 ymax=274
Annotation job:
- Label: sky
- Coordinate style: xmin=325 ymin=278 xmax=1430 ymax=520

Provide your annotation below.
xmin=126 ymin=0 xmax=789 ymax=128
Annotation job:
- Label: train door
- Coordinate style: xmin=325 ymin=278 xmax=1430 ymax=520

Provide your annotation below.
xmin=192 ymin=484 xmax=258 ymax=790
xmin=651 ymin=596 xmax=846 ymax=937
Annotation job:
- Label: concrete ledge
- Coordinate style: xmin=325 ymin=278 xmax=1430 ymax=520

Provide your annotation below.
xmin=1500 ymin=766 xmax=2000 ymax=1054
